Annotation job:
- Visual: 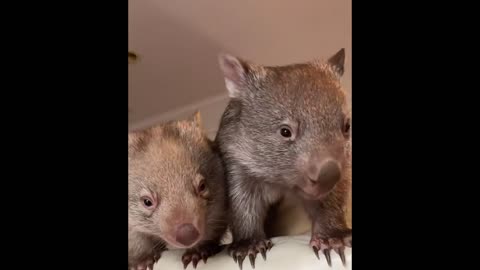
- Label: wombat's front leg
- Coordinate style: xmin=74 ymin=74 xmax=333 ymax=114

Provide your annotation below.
xmin=128 ymin=231 xmax=165 ymax=270
xmin=227 ymin=181 xmax=275 ymax=269
xmin=303 ymin=195 xmax=351 ymax=267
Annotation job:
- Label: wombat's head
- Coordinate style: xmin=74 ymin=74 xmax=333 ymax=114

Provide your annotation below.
xmin=218 ymin=49 xmax=350 ymax=200
xmin=128 ymin=112 xmax=224 ymax=248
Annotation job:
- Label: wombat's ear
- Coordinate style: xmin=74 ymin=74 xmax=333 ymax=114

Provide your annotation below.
xmin=189 ymin=110 xmax=203 ymax=127
xmin=128 ymin=132 xmax=140 ymax=153
xmin=327 ymin=48 xmax=346 ymax=77
xmin=218 ymin=53 xmax=249 ymax=98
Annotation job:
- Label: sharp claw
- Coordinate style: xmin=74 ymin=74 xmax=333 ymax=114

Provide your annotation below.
xmin=323 ymin=249 xmax=332 ymax=266
xmin=312 ymin=246 xmax=320 ymax=259
xmin=237 ymin=255 xmax=244 ymax=270
xmin=202 ymin=253 xmax=208 ymax=264
xmin=192 ymin=257 xmax=199 ymax=269
xmin=260 ymin=247 xmax=267 ymax=261
xmin=232 ymin=254 xmax=237 ymax=263
xmin=266 ymin=241 xmax=273 ymax=250
xmin=183 ymin=259 xmax=190 ymax=269
xmin=249 ymin=254 xmax=256 ymax=268
xmin=335 ymin=247 xmax=346 ymax=266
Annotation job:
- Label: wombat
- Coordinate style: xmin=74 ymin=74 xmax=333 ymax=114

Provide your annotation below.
xmin=215 ymin=49 xmax=351 ymax=268
xmin=128 ymin=112 xmax=228 ymax=270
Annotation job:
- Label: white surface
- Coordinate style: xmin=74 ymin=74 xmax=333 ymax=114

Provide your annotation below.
xmin=155 ymin=235 xmax=351 ymax=270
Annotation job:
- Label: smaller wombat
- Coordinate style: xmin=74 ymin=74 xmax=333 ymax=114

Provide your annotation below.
xmin=216 ymin=49 xmax=351 ymax=268
xmin=128 ymin=112 xmax=228 ymax=270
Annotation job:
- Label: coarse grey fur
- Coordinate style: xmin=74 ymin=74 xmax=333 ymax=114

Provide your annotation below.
xmin=215 ymin=49 xmax=351 ymax=267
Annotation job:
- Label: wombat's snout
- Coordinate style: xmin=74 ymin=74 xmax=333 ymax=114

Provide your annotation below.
xmin=307 ymin=159 xmax=341 ymax=190
xmin=175 ymin=223 xmax=200 ymax=246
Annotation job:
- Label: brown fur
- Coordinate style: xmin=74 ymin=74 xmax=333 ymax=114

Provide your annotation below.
xmin=128 ymin=112 xmax=228 ymax=269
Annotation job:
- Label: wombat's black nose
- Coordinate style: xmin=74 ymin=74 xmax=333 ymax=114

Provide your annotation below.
xmin=308 ymin=160 xmax=341 ymax=189
xmin=175 ymin=223 xmax=199 ymax=246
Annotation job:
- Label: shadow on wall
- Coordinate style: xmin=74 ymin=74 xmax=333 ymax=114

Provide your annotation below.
xmin=129 ymin=1 xmax=229 ymax=124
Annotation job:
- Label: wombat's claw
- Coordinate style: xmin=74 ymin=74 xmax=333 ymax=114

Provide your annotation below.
xmin=248 ymin=253 xmax=256 ymax=268
xmin=182 ymin=243 xmax=223 ymax=269
xmin=260 ymin=247 xmax=267 ymax=260
xmin=192 ymin=256 xmax=199 ymax=268
xmin=310 ymin=231 xmax=351 ymax=267
xmin=312 ymin=246 xmax=320 ymax=259
xmin=201 ymin=252 xmax=208 ymax=264
xmin=323 ymin=249 xmax=332 ymax=266
xmin=237 ymin=255 xmax=245 ymax=270
xmin=182 ymin=252 xmax=200 ymax=269
xmin=228 ymin=239 xmax=273 ymax=269
xmin=335 ymin=247 xmax=346 ymax=266
xmin=182 ymin=251 xmax=199 ymax=269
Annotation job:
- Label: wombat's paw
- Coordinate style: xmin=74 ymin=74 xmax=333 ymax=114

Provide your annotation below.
xmin=182 ymin=242 xmax=223 ymax=269
xmin=228 ymin=238 xmax=273 ymax=269
xmin=129 ymin=258 xmax=155 ymax=270
xmin=310 ymin=229 xmax=351 ymax=267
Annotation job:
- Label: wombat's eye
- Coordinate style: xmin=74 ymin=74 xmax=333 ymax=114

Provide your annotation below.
xmin=280 ymin=127 xmax=292 ymax=138
xmin=141 ymin=196 xmax=156 ymax=209
xmin=197 ymin=179 xmax=207 ymax=193
xmin=143 ymin=199 xmax=152 ymax=207
xmin=196 ymin=179 xmax=209 ymax=198
xmin=198 ymin=181 xmax=206 ymax=192
xmin=343 ymin=118 xmax=351 ymax=136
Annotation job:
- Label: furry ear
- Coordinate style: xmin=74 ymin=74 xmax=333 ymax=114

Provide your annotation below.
xmin=327 ymin=48 xmax=346 ymax=77
xmin=128 ymin=133 xmax=136 ymax=147
xmin=217 ymin=53 xmax=250 ymax=98
xmin=188 ymin=110 xmax=203 ymax=127
xmin=128 ymin=132 xmax=141 ymax=154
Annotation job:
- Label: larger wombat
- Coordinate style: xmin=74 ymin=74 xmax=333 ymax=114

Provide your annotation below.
xmin=215 ymin=49 xmax=351 ymax=268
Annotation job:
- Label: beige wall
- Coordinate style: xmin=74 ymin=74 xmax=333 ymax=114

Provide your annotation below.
xmin=129 ymin=0 xmax=351 ymax=128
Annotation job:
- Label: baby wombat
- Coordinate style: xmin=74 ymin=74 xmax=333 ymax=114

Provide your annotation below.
xmin=216 ymin=49 xmax=351 ymax=268
xmin=128 ymin=112 xmax=228 ymax=270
